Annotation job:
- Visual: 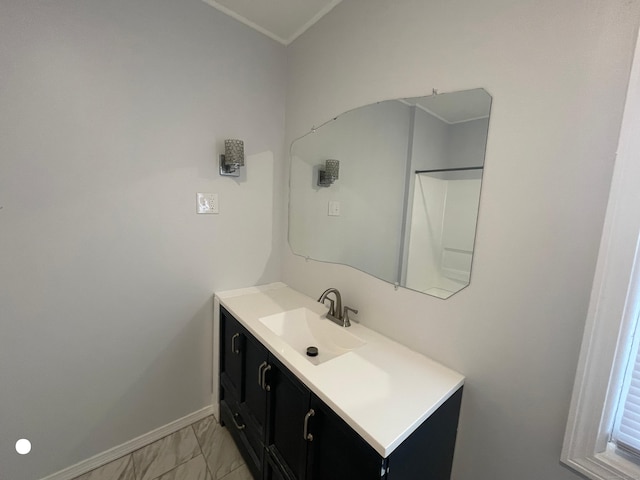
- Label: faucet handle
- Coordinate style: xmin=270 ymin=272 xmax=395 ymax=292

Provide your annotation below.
xmin=322 ymin=297 xmax=335 ymax=316
xmin=343 ymin=306 xmax=359 ymax=325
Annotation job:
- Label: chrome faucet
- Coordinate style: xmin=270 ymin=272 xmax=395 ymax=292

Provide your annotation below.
xmin=317 ymin=288 xmax=358 ymax=327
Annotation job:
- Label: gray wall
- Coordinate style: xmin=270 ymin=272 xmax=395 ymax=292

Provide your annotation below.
xmin=411 ymin=107 xmax=450 ymax=171
xmin=448 ymin=118 xmax=491 ymax=169
xmin=283 ymin=1 xmax=640 ymax=479
xmin=0 ymin=1 xmax=285 ymax=478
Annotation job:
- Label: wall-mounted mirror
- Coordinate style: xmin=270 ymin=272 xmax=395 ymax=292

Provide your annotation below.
xmin=289 ymin=88 xmax=491 ymax=299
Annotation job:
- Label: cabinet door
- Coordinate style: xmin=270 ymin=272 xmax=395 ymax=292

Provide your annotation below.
xmin=242 ymin=333 xmax=269 ymax=432
xmin=265 ymin=449 xmax=293 ymax=480
xmin=387 ymin=387 xmax=462 ymax=480
xmin=306 ymin=395 xmax=385 ymax=480
xmin=220 ymin=307 xmax=268 ymax=478
xmin=240 ymin=332 xmax=269 ymax=472
xmin=220 ymin=307 xmax=244 ymax=401
xmin=265 ymin=357 xmax=311 ymax=480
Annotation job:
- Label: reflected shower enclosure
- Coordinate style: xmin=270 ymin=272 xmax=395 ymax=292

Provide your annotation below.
xmin=404 ymin=168 xmax=483 ymax=298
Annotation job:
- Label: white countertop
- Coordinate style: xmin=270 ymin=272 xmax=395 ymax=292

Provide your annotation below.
xmin=215 ymin=282 xmax=464 ymax=458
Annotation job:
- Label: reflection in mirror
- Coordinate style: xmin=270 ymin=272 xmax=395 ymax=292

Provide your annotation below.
xmin=289 ymin=88 xmax=491 ymax=299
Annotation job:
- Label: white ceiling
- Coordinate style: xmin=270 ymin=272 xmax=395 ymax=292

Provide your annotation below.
xmin=201 ymin=0 xmax=343 ymax=45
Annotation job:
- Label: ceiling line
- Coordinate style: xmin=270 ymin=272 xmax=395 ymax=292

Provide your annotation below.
xmin=201 ymin=0 xmax=343 ymax=46
xmin=285 ymin=0 xmax=343 ymax=45
xmin=201 ymin=0 xmax=289 ymax=45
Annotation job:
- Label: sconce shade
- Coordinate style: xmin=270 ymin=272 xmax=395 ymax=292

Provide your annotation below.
xmin=225 ymin=139 xmax=244 ymax=166
xmin=317 ymin=159 xmax=340 ymax=187
xmin=325 ymin=159 xmax=339 ymax=179
xmin=220 ymin=139 xmax=245 ymax=176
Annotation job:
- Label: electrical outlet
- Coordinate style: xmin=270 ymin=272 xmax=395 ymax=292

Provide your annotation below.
xmin=197 ymin=193 xmax=219 ymax=214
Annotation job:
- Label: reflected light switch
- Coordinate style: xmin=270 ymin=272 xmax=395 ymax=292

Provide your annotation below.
xmin=328 ymin=201 xmax=340 ymax=216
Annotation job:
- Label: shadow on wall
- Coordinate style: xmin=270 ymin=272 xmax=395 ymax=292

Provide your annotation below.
xmin=256 ymin=248 xmax=282 ymax=287
xmin=207 ymin=150 xmax=282 ymax=290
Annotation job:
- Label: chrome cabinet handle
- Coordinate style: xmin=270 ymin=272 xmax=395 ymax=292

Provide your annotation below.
xmin=303 ymin=409 xmax=315 ymax=441
xmin=261 ymin=364 xmax=272 ymax=391
xmin=258 ymin=361 xmax=267 ymax=388
xmin=232 ymin=412 xmax=246 ymax=430
xmin=231 ymin=333 xmax=240 ymax=354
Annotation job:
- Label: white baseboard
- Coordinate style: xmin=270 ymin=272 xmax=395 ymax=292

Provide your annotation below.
xmin=40 ymin=405 xmax=214 ymax=480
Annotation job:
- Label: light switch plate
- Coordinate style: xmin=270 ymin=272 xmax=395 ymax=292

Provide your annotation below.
xmin=197 ymin=193 xmax=219 ymax=214
xmin=328 ymin=200 xmax=340 ymax=216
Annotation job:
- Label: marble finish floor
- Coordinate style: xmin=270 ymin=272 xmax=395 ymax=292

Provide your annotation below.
xmin=72 ymin=415 xmax=253 ymax=480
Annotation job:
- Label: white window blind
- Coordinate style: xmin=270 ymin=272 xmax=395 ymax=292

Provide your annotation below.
xmin=613 ymin=313 xmax=640 ymax=457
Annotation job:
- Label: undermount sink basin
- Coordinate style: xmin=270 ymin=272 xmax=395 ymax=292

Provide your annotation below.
xmin=259 ymin=308 xmax=366 ymax=365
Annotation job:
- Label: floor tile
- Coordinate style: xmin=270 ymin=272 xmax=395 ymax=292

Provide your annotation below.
xmin=153 ymin=454 xmax=212 ymax=480
xmin=132 ymin=426 xmax=201 ymax=480
xmin=221 ymin=465 xmax=254 ymax=480
xmin=72 ymin=455 xmax=136 ymax=480
xmin=193 ymin=416 xmax=244 ymax=479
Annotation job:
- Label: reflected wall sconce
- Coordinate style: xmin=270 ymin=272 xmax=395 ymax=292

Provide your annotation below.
xmin=219 ymin=139 xmax=245 ymax=177
xmin=318 ymin=159 xmax=340 ymax=187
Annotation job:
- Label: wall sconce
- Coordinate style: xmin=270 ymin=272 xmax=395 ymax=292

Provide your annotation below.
xmin=318 ymin=159 xmax=339 ymax=187
xmin=219 ymin=139 xmax=245 ymax=177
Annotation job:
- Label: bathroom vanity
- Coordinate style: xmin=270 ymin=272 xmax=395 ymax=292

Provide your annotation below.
xmin=215 ymin=283 xmax=464 ymax=479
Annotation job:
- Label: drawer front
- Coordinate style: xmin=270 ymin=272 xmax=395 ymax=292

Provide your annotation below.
xmin=220 ymin=399 xmax=262 ymax=478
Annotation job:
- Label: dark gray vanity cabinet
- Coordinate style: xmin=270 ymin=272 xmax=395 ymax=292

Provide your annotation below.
xmin=219 ymin=306 xmax=462 ymax=480
xmin=305 ymin=395 xmax=386 ymax=479
xmin=264 ymin=356 xmax=311 ymax=479
xmin=385 ymin=387 xmax=462 ymax=480
xmin=263 ymin=356 xmax=385 ymax=480
xmin=220 ymin=307 xmax=269 ymax=479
